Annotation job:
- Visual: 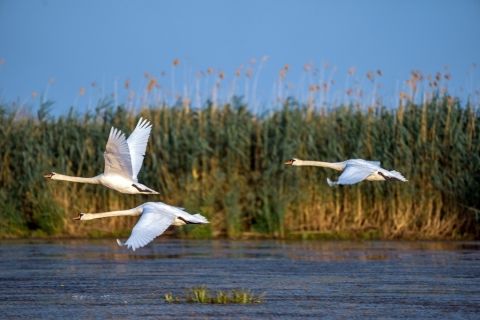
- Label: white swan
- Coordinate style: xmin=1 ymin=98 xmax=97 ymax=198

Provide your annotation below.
xmin=44 ymin=118 xmax=159 ymax=194
xmin=74 ymin=202 xmax=209 ymax=251
xmin=284 ymin=158 xmax=407 ymax=186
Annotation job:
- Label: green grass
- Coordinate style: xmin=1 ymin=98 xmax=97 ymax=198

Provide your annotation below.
xmin=164 ymin=286 xmax=264 ymax=304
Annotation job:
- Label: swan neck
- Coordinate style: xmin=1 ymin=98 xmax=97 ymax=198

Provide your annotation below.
xmin=81 ymin=208 xmax=142 ymax=220
xmin=52 ymin=173 xmax=100 ymax=184
xmin=295 ymin=160 xmax=344 ymax=171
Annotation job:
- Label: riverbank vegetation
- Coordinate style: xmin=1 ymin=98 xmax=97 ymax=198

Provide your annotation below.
xmin=1 ymin=90 xmax=479 ymax=240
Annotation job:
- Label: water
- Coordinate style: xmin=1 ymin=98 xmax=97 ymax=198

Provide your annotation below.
xmin=0 ymin=239 xmax=479 ymax=319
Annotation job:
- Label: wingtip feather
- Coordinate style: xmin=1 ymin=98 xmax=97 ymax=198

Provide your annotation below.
xmin=136 ymin=117 xmax=152 ymax=130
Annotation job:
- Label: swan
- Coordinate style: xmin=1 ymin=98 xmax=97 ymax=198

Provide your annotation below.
xmin=74 ymin=202 xmax=209 ymax=251
xmin=284 ymin=158 xmax=407 ymax=186
xmin=44 ymin=117 xmax=159 ymax=194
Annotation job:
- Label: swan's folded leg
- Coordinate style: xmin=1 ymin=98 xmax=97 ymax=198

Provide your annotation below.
xmin=116 ymin=239 xmax=126 ymax=247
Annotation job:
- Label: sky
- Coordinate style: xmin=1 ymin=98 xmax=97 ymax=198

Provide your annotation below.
xmin=0 ymin=0 xmax=479 ymax=114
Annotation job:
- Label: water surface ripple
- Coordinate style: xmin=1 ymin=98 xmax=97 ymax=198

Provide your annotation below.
xmin=0 ymin=240 xmax=479 ymax=319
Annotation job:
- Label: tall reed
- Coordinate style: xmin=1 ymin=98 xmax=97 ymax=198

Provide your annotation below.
xmin=0 ymin=94 xmax=478 ymax=239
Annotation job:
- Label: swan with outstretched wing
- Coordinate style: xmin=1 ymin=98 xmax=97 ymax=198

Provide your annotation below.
xmin=284 ymin=158 xmax=407 ymax=186
xmin=44 ymin=118 xmax=159 ymax=194
xmin=74 ymin=202 xmax=209 ymax=251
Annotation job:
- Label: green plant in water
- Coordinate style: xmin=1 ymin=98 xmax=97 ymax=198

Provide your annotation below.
xmin=186 ymin=286 xmax=210 ymax=303
xmin=164 ymin=292 xmax=180 ymax=303
xmin=165 ymin=286 xmax=264 ymax=304
xmin=230 ymin=289 xmax=263 ymax=304
xmin=214 ymin=290 xmax=229 ymax=304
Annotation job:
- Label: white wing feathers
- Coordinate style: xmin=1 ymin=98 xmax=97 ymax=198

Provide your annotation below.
xmin=346 ymin=159 xmax=381 ymax=168
xmin=123 ymin=207 xmax=176 ymax=251
xmin=126 ymin=118 xmax=152 ymax=181
xmin=104 ymin=127 xmax=133 ymax=179
xmin=336 ymin=165 xmax=375 ymax=185
xmin=103 ymin=118 xmax=152 ymax=181
xmin=365 ymin=160 xmax=381 ymax=167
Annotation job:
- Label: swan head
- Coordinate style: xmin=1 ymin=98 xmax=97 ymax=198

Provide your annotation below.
xmin=44 ymin=172 xmax=57 ymax=179
xmin=284 ymin=158 xmax=299 ymax=166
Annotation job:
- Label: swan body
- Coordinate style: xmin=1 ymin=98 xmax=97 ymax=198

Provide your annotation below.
xmin=284 ymin=158 xmax=407 ymax=186
xmin=75 ymin=202 xmax=209 ymax=251
xmin=45 ymin=118 xmax=159 ymax=194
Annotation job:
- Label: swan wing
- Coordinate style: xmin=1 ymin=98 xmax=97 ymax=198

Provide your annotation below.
xmin=337 ymin=164 xmax=375 ymax=185
xmin=124 ymin=206 xmax=176 ymax=251
xmin=347 ymin=159 xmax=381 ymax=168
xmin=104 ymin=127 xmax=134 ymax=179
xmin=365 ymin=160 xmax=381 ymax=167
xmin=147 ymin=202 xmax=209 ymax=224
xmin=126 ymin=118 xmax=152 ymax=181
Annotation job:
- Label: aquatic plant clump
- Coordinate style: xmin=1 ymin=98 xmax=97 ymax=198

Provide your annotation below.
xmin=164 ymin=286 xmax=264 ymax=304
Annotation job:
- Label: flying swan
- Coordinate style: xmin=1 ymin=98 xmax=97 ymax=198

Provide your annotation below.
xmin=44 ymin=118 xmax=159 ymax=194
xmin=284 ymin=158 xmax=407 ymax=186
xmin=74 ymin=202 xmax=209 ymax=251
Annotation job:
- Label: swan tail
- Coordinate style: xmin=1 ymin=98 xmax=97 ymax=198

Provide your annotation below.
xmin=389 ymin=170 xmax=408 ymax=182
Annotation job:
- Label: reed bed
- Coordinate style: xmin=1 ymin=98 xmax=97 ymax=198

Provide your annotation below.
xmin=0 ymin=92 xmax=479 ymax=239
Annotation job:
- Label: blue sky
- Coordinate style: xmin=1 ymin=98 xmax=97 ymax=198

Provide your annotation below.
xmin=0 ymin=0 xmax=479 ymax=114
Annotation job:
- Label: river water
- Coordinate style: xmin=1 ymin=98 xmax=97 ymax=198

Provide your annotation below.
xmin=0 ymin=239 xmax=479 ymax=319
